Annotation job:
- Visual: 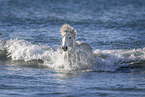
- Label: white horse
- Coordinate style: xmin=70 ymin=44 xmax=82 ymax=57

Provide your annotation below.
xmin=60 ymin=24 xmax=94 ymax=70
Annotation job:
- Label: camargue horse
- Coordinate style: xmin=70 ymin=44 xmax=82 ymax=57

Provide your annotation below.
xmin=60 ymin=24 xmax=94 ymax=70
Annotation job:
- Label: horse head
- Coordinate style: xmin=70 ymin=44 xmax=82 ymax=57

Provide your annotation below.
xmin=60 ymin=24 xmax=77 ymax=52
xmin=61 ymin=32 xmax=74 ymax=51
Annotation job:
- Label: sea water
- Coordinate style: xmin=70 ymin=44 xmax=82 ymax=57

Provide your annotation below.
xmin=0 ymin=0 xmax=145 ymax=96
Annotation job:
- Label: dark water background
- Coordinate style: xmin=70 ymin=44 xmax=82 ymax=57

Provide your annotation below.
xmin=0 ymin=0 xmax=145 ymax=96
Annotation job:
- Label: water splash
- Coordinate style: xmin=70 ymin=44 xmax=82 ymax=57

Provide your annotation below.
xmin=5 ymin=39 xmax=44 ymax=61
xmin=93 ymin=48 xmax=145 ymax=71
xmin=2 ymin=39 xmax=145 ymax=72
xmin=0 ymin=39 xmax=6 ymax=59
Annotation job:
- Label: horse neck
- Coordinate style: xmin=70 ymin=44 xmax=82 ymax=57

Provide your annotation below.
xmin=69 ymin=38 xmax=79 ymax=53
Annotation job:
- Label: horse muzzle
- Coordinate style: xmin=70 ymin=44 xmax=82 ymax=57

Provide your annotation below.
xmin=62 ymin=46 xmax=68 ymax=51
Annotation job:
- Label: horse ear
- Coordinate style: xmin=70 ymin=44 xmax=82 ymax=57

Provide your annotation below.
xmin=73 ymin=29 xmax=77 ymax=38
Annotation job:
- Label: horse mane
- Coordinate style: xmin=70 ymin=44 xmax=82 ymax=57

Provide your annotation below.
xmin=60 ymin=24 xmax=77 ymax=38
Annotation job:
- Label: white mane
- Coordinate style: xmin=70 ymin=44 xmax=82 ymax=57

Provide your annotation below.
xmin=60 ymin=24 xmax=77 ymax=38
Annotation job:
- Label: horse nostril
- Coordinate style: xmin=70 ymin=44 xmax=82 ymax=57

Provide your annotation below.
xmin=62 ymin=46 xmax=68 ymax=51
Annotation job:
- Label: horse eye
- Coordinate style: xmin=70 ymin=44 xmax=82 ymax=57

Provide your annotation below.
xmin=69 ymin=37 xmax=71 ymax=39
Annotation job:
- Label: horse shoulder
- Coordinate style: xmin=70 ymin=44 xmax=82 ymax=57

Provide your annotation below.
xmin=76 ymin=41 xmax=92 ymax=50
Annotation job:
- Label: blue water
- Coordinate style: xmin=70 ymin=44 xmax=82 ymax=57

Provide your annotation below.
xmin=0 ymin=0 xmax=145 ymax=96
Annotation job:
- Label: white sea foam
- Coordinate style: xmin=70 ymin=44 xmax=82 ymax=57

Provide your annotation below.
xmin=93 ymin=48 xmax=145 ymax=71
xmin=4 ymin=39 xmax=75 ymax=70
xmin=4 ymin=39 xmax=145 ymax=71
xmin=0 ymin=39 xmax=6 ymax=58
xmin=5 ymin=39 xmax=44 ymax=61
xmin=0 ymin=39 xmax=4 ymax=50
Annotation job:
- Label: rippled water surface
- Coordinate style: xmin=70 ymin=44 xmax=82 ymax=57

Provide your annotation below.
xmin=0 ymin=0 xmax=145 ymax=96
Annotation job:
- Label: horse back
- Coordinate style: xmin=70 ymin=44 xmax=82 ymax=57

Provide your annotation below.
xmin=76 ymin=41 xmax=92 ymax=51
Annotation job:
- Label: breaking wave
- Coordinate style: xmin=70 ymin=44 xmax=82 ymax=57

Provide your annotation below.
xmin=1 ymin=38 xmax=145 ymax=71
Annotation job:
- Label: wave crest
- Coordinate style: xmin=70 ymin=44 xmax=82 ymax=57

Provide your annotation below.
xmin=2 ymin=39 xmax=145 ymax=71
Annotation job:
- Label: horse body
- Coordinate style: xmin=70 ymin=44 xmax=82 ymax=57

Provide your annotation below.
xmin=60 ymin=24 xmax=94 ymax=70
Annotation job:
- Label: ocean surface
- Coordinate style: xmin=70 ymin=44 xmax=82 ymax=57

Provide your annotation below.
xmin=0 ymin=0 xmax=145 ymax=96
